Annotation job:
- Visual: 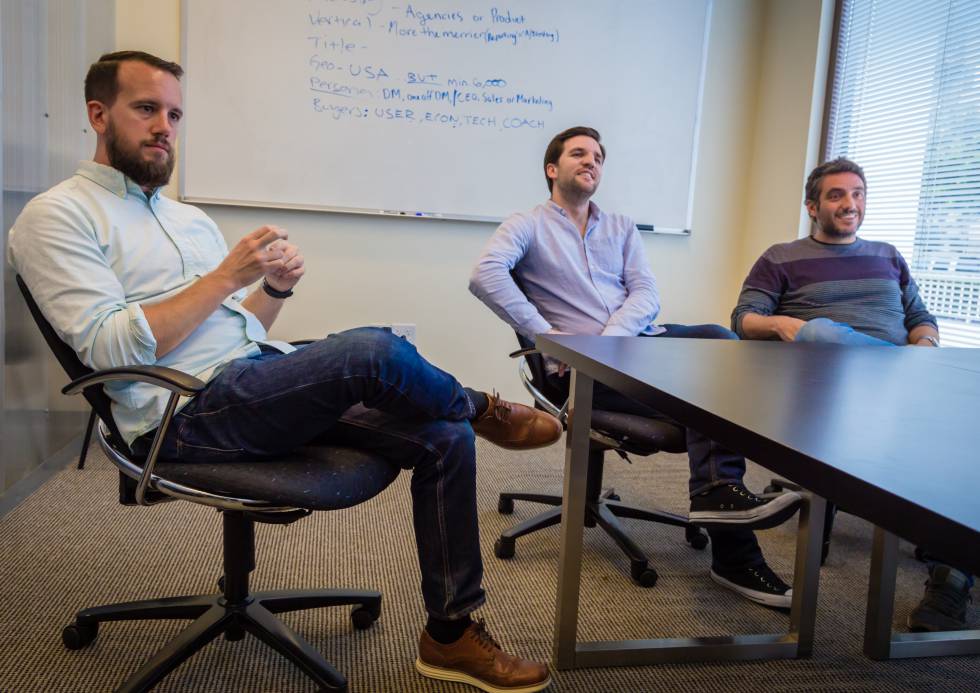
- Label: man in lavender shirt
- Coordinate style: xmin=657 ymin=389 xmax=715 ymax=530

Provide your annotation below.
xmin=469 ymin=126 xmax=802 ymax=608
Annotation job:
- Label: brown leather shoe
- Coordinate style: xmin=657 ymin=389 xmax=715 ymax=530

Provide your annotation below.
xmin=416 ymin=619 xmax=551 ymax=693
xmin=471 ymin=391 xmax=562 ymax=450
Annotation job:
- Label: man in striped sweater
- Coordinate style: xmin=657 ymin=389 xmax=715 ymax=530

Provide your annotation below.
xmin=732 ymin=157 xmax=973 ymax=632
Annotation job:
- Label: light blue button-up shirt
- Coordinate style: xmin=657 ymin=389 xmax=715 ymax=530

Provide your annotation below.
xmin=469 ymin=200 xmax=663 ymax=343
xmin=8 ymin=161 xmax=290 ymax=444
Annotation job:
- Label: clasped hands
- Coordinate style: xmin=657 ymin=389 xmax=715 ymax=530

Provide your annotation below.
xmin=218 ymin=225 xmax=305 ymax=293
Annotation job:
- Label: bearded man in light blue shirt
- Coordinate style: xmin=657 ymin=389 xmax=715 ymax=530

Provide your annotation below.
xmin=470 ymin=126 xmax=801 ymax=609
xmin=8 ymin=50 xmax=559 ymax=693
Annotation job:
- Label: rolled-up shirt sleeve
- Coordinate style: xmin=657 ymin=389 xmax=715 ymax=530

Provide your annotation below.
xmin=8 ymin=195 xmax=158 ymax=370
xmin=601 ymin=223 xmax=660 ymax=336
xmin=469 ymin=213 xmax=552 ymax=340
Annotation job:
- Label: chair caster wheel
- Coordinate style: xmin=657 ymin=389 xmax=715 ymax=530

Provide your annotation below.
xmin=351 ymin=603 xmax=381 ymax=630
xmin=687 ymin=528 xmax=709 ymax=550
xmin=63 ymin=622 xmax=98 ymax=650
xmin=217 ymin=575 xmax=225 ymax=591
xmin=494 ymin=537 xmax=516 ymax=559
xmin=497 ymin=497 xmax=514 ymax=515
xmin=630 ymin=564 xmax=658 ymax=588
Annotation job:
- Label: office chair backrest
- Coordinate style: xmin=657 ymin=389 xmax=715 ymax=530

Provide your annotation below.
xmin=15 ymin=275 xmax=129 ymax=451
xmin=508 ymin=269 xmax=568 ymax=407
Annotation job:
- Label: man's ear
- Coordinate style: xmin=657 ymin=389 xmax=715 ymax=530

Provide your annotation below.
xmin=87 ymin=100 xmax=108 ymax=135
xmin=545 ymin=162 xmax=557 ymax=182
xmin=804 ymin=199 xmax=817 ymax=222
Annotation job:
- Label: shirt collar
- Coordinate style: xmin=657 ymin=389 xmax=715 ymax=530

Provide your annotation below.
xmin=545 ymin=199 xmax=603 ymax=225
xmin=75 ymin=160 xmax=161 ymax=201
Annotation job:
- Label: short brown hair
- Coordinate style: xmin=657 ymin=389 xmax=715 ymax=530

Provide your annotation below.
xmin=805 ymin=157 xmax=866 ymax=205
xmin=543 ymin=126 xmax=606 ymax=192
xmin=84 ymin=51 xmax=183 ymax=105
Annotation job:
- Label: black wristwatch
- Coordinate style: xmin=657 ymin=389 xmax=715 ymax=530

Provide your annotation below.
xmin=261 ymin=278 xmax=293 ymax=299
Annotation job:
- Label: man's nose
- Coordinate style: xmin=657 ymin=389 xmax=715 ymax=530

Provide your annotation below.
xmin=150 ymin=112 xmax=172 ymax=137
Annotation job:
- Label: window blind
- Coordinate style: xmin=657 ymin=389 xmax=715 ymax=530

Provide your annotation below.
xmin=825 ymin=0 xmax=980 ymax=346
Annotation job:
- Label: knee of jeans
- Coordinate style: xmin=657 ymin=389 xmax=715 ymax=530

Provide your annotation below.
xmin=333 ymin=326 xmax=415 ymax=362
xmin=795 ymin=317 xmax=835 ymax=342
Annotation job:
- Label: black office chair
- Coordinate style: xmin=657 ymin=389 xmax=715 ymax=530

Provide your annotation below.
xmin=17 ymin=275 xmax=400 ymax=692
xmin=494 ymin=322 xmax=707 ymax=588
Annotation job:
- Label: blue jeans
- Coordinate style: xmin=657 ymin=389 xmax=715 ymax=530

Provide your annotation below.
xmin=795 ymin=317 xmax=895 ymax=346
xmin=650 ymin=324 xmax=747 ymax=496
xmin=547 ymin=324 xmax=764 ymax=570
xmin=793 ymin=319 xmax=974 ymax=586
xmin=155 ymin=327 xmax=486 ymax=620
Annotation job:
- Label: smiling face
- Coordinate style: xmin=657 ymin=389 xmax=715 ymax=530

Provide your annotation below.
xmin=806 ymin=171 xmax=866 ymax=244
xmin=546 ymin=134 xmax=604 ymax=202
xmin=89 ymin=60 xmax=183 ymax=190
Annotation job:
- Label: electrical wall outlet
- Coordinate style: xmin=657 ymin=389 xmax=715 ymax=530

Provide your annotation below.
xmin=389 ymin=323 xmax=416 ymax=345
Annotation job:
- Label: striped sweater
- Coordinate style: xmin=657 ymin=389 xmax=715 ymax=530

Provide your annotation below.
xmin=731 ymin=236 xmax=936 ymax=345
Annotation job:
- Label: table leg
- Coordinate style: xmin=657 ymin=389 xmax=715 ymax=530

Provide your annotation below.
xmin=863 ymin=526 xmax=899 ymax=659
xmin=863 ymin=526 xmax=980 ymax=659
xmin=550 ymin=370 xmax=825 ymax=667
xmin=789 ymin=493 xmax=826 ymax=656
xmin=553 ymin=369 xmax=593 ymax=669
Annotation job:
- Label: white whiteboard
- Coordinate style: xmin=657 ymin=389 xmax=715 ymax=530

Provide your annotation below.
xmin=181 ymin=0 xmax=711 ymax=232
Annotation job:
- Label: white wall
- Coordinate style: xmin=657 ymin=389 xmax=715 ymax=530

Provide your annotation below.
xmin=116 ymin=0 xmax=832 ymax=403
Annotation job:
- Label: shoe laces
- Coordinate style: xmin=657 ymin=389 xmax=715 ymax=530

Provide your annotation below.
xmin=748 ymin=565 xmax=786 ymax=593
xmin=471 ymin=618 xmax=503 ymax=653
xmin=730 ymin=484 xmax=763 ymax=503
xmin=483 ymin=390 xmax=513 ymax=423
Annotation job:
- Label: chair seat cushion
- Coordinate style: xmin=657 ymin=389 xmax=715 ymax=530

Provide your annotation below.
xmin=154 ymin=445 xmax=400 ymax=511
xmin=590 ymin=410 xmax=687 ymax=455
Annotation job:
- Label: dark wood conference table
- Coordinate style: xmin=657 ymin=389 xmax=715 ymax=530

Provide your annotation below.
xmin=536 ymin=335 xmax=980 ymax=668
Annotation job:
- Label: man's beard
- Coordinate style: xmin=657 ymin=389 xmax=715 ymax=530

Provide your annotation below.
xmin=556 ymin=172 xmax=598 ymax=202
xmin=105 ymin=122 xmax=174 ymax=189
xmin=821 ymin=214 xmax=861 ymax=238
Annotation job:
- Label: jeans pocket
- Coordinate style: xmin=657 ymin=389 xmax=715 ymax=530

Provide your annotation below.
xmin=172 ymin=413 xmax=247 ymax=463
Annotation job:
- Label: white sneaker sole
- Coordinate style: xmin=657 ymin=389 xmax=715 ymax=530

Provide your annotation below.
xmin=415 ymin=658 xmax=552 ymax=693
xmin=689 ymin=491 xmax=802 ymax=529
xmin=710 ymin=569 xmax=793 ymax=609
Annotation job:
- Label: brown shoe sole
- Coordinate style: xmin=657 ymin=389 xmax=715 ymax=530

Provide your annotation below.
xmin=415 ymin=657 xmax=552 ymax=693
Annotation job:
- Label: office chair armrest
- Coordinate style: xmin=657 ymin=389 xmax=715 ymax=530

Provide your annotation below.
xmin=508 ymin=356 xmax=567 ymax=422
xmin=508 ymin=346 xmax=538 ymax=359
xmin=61 ymin=365 xmax=206 ymax=397
xmin=62 ymin=365 xmax=205 ymax=507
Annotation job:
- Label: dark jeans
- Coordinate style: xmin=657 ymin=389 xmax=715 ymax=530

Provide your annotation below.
xmin=154 ymin=327 xmax=486 ymax=620
xmin=547 ymin=324 xmax=763 ymax=570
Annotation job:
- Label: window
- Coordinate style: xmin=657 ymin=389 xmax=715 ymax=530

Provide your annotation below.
xmin=825 ymin=0 xmax=980 ymax=346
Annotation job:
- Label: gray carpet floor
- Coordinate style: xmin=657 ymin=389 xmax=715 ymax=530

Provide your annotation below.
xmin=0 ymin=438 xmax=977 ymax=692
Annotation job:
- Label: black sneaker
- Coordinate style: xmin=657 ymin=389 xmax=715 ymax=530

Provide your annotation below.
xmin=690 ymin=484 xmax=802 ymax=530
xmin=907 ymin=565 xmax=973 ymax=632
xmin=711 ymin=562 xmax=792 ymax=609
